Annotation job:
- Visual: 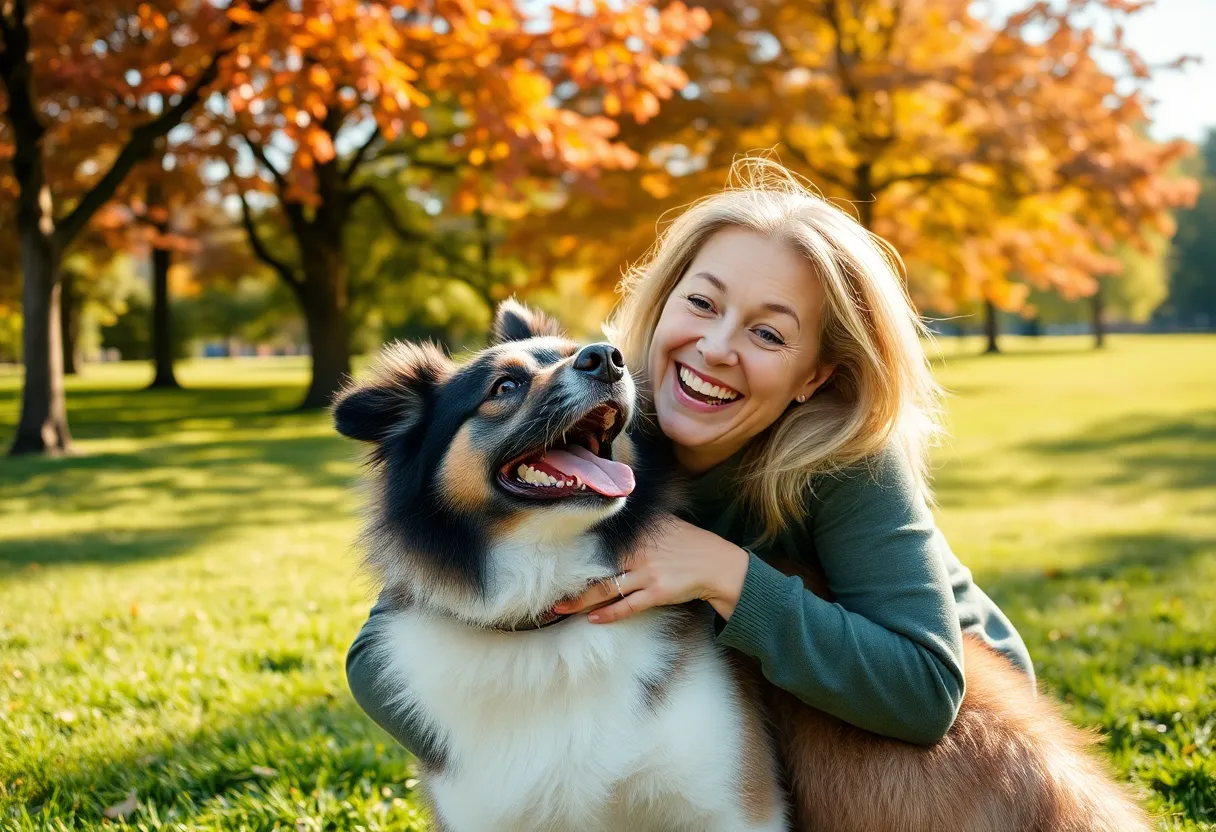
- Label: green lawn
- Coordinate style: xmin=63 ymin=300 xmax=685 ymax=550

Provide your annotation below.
xmin=1 ymin=335 xmax=1214 ymax=830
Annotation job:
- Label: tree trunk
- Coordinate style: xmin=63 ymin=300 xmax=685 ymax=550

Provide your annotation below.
xmin=297 ymin=238 xmax=351 ymax=410
xmin=1092 ymin=280 xmax=1106 ymax=349
xmin=60 ymin=268 xmax=82 ymax=376
xmin=9 ymin=170 xmax=71 ymax=454
xmin=855 ymin=162 xmax=875 ymax=231
xmin=147 ymin=241 xmax=180 ymax=389
xmin=11 ymin=221 xmax=70 ymax=455
xmin=984 ymin=300 xmax=1001 ymax=354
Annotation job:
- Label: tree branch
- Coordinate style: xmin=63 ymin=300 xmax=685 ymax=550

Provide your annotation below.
xmin=367 ymin=146 xmax=462 ymax=174
xmin=54 ymin=0 xmax=281 ymax=248
xmin=873 ymin=169 xmax=988 ymax=194
xmin=243 ymin=134 xmax=290 ymax=192
xmin=350 ymin=185 xmax=424 ymax=243
xmin=242 ymin=134 xmax=310 ymax=235
xmin=342 ymin=125 xmax=381 ymax=181
xmin=237 ymin=190 xmax=301 ymax=290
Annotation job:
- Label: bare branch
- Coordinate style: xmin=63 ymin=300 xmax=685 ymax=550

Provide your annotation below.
xmin=350 ymin=185 xmax=424 ymax=243
xmin=237 ymin=190 xmax=301 ymax=289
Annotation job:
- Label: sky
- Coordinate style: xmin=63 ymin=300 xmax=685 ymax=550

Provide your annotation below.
xmin=985 ymin=0 xmax=1216 ymax=142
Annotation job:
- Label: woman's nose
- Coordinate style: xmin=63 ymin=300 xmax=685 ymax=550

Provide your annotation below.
xmin=697 ymin=326 xmax=738 ymax=366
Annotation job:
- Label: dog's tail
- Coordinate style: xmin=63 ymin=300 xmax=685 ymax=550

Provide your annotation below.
xmin=772 ymin=638 xmax=1151 ymax=832
xmin=950 ymin=638 xmax=1151 ymax=832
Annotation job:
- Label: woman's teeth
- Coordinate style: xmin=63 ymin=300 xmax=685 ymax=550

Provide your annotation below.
xmin=678 ymin=366 xmax=739 ymax=401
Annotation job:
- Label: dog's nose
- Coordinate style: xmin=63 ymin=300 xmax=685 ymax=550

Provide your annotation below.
xmin=573 ymin=343 xmax=625 ymax=384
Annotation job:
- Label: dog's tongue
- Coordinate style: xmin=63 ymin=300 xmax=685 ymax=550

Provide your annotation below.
xmin=543 ymin=445 xmax=635 ymax=497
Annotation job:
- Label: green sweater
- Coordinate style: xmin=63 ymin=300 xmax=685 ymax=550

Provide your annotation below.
xmin=345 ymin=445 xmax=1033 ymax=751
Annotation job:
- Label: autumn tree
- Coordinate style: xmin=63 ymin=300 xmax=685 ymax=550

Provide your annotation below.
xmin=203 ymin=0 xmax=707 ymax=409
xmin=0 ymin=0 xmax=274 ymax=455
xmin=515 ymin=0 xmax=1195 ymax=353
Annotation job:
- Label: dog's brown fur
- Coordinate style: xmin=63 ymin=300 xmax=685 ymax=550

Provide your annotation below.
xmin=750 ymin=558 xmax=1151 ymax=832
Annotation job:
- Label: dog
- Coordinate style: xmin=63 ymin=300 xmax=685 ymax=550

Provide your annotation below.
xmin=334 ymin=300 xmax=1150 ymax=831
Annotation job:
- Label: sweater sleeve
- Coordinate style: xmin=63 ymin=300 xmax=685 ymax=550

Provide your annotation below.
xmin=346 ymin=595 xmax=441 ymax=763
xmin=715 ymin=447 xmax=966 ymax=745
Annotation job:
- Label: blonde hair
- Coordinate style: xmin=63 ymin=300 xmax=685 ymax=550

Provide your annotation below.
xmin=605 ymin=157 xmax=944 ymax=543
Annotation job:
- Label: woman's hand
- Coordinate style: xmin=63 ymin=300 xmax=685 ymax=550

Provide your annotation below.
xmin=553 ymin=516 xmax=751 ymax=624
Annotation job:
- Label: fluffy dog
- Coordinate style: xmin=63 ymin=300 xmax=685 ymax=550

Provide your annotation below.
xmin=335 ymin=300 xmax=1149 ymax=832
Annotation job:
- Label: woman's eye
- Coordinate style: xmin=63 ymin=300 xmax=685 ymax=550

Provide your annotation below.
xmin=493 ymin=378 xmax=520 ymax=396
xmin=686 ymin=294 xmax=713 ymax=312
xmin=755 ymin=329 xmax=785 ymax=346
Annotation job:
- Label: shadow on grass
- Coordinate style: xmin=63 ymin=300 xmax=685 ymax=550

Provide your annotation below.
xmin=0 ymin=431 xmax=356 ymax=525
xmin=934 ymin=410 xmax=1216 ymax=509
xmin=1021 ymin=410 xmax=1216 ymax=491
xmin=0 ymin=381 xmax=360 ymax=570
xmin=985 ymin=531 xmax=1216 ymax=603
xmin=0 ymin=382 xmax=309 ymax=445
xmin=15 ymin=695 xmax=417 ymax=829
xmin=0 ymin=523 xmax=233 ymax=573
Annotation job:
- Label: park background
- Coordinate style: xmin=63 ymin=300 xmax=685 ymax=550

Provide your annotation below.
xmin=0 ymin=0 xmax=1213 ymax=829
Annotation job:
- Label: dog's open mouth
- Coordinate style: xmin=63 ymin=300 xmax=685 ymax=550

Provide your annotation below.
xmin=497 ymin=403 xmax=635 ymax=500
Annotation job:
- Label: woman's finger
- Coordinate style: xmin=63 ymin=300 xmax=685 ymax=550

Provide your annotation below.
xmin=587 ymin=589 xmax=656 ymax=624
xmin=554 ymin=571 xmax=636 ymax=614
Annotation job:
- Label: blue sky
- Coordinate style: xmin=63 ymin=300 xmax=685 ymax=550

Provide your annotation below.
xmin=985 ymin=0 xmax=1215 ymax=142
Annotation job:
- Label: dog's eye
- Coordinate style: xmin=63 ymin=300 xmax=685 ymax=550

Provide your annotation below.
xmin=492 ymin=377 xmax=521 ymax=397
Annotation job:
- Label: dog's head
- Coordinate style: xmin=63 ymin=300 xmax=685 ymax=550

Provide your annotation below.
xmin=335 ymin=300 xmax=673 ymax=627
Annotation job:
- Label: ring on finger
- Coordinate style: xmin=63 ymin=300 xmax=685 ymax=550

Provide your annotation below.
xmin=612 ymin=572 xmax=626 ymax=599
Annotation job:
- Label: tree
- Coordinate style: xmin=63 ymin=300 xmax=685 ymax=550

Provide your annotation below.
xmin=1160 ymin=129 xmax=1216 ymax=329
xmin=0 ymin=0 xmax=274 ymax=455
xmin=514 ymin=0 xmax=1195 ymax=347
xmin=206 ymin=0 xmax=707 ymax=409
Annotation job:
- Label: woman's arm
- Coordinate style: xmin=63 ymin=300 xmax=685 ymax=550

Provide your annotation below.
xmin=346 ymin=596 xmax=446 ymax=767
xmin=716 ymin=446 xmax=966 ymax=745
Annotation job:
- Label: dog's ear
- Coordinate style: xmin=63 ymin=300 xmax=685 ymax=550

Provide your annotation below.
xmin=332 ymin=342 xmax=452 ymax=443
xmin=490 ymin=298 xmax=564 ymax=344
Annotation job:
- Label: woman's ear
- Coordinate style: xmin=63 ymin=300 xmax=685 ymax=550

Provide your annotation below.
xmin=795 ymin=363 xmax=836 ymax=403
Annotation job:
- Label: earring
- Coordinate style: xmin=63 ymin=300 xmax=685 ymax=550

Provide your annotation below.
xmin=796 ymin=395 xmax=807 ymax=403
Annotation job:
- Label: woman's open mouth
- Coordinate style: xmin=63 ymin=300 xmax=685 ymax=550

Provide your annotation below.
xmin=496 ymin=403 xmax=635 ymax=500
xmin=673 ymin=363 xmax=743 ymax=409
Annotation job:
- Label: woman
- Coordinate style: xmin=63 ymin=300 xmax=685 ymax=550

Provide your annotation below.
xmin=346 ymin=157 xmax=1033 ymax=752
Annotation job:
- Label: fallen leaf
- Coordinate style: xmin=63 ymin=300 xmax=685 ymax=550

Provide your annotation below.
xmin=103 ymin=790 xmax=138 ymax=820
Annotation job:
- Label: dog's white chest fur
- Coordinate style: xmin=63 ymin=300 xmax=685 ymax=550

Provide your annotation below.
xmin=371 ymin=604 xmax=786 ymax=832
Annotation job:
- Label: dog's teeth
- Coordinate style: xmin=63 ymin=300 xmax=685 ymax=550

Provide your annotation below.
xmin=516 ymin=464 xmax=529 ymax=482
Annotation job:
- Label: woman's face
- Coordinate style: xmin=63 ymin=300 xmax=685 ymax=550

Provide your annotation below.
xmin=647 ymin=227 xmax=835 ymax=473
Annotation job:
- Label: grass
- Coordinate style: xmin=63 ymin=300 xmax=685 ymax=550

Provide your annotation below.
xmin=1 ymin=334 xmax=1214 ymax=830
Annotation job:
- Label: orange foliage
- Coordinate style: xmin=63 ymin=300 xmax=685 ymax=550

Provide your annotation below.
xmin=210 ymin=0 xmax=710 ymax=205
xmin=523 ymin=0 xmax=1198 ymax=315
